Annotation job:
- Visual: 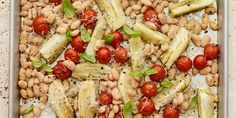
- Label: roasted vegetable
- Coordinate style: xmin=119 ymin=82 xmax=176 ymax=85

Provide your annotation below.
xmin=153 ymin=73 xmax=191 ymax=110
xmin=72 ymin=62 xmax=112 ymax=80
xmin=85 ymin=16 xmax=106 ymax=56
xmin=95 ymin=0 xmax=126 ymax=30
xmin=169 ymin=0 xmax=214 ymax=17
xmin=160 ymin=28 xmax=190 ymax=69
xmin=129 ymin=37 xmax=145 ymax=70
xmin=197 ymin=88 xmax=215 ymax=118
xmin=133 ymin=22 xmax=170 ymax=45
xmin=39 ymin=34 xmax=69 ymax=64
xmin=77 ymin=81 xmax=97 ymax=118
xmin=48 ymin=80 xmax=74 ymax=118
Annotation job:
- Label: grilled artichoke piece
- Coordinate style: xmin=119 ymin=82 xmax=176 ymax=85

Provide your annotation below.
xmin=72 ymin=63 xmax=112 ymax=80
xmin=85 ymin=16 xmax=106 ymax=56
xmin=169 ymin=0 xmax=214 ymax=17
xmin=198 ymin=88 xmax=215 ymax=118
xmin=133 ymin=22 xmax=170 ymax=45
xmin=129 ymin=37 xmax=145 ymax=70
xmin=39 ymin=34 xmax=69 ymax=64
xmin=160 ymin=28 xmax=190 ymax=69
xmin=77 ymin=81 xmax=97 ymax=118
xmin=153 ymin=73 xmax=191 ymax=110
xmin=48 ymin=80 xmax=74 ymax=118
xmin=95 ymin=0 xmax=125 ymax=30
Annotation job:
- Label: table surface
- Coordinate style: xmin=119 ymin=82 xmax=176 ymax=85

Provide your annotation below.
xmin=1 ymin=0 xmax=235 ymax=117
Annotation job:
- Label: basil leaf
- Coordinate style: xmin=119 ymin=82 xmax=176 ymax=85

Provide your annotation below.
xmin=105 ymin=34 xmax=114 ymax=44
xmin=66 ymin=29 xmax=72 ymax=41
xmin=42 ymin=64 xmax=53 ymax=72
xmin=130 ymin=70 xmax=144 ymax=77
xmin=190 ymin=96 xmax=198 ymax=108
xmin=123 ymin=101 xmax=133 ymax=118
xmin=62 ymin=0 xmax=75 ymax=18
xmin=80 ymin=28 xmax=91 ymax=42
xmin=80 ymin=53 xmax=96 ymax=63
xmin=157 ymin=86 xmax=164 ymax=92
xmin=23 ymin=104 xmax=33 ymax=114
xmin=144 ymin=69 xmax=157 ymax=77
xmin=123 ymin=25 xmax=141 ymax=37
xmin=32 ymin=59 xmax=44 ymax=68
xmin=160 ymin=80 xmax=173 ymax=88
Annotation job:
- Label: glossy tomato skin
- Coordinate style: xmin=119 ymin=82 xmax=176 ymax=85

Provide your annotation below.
xmin=71 ymin=35 xmax=87 ymax=52
xmin=138 ymin=98 xmax=155 ymax=116
xmin=114 ymin=112 xmax=124 ymax=118
xmin=97 ymin=113 xmax=107 ymax=118
xmin=149 ymin=64 xmax=165 ymax=82
xmin=53 ymin=60 xmax=72 ymax=80
xmin=32 ymin=16 xmax=49 ymax=36
xmin=99 ymin=91 xmax=112 ymax=105
xmin=163 ymin=104 xmax=180 ymax=118
xmin=114 ymin=46 xmax=128 ymax=64
xmin=204 ymin=44 xmax=219 ymax=60
xmin=110 ymin=31 xmax=124 ymax=48
xmin=175 ymin=56 xmax=193 ymax=72
xmin=141 ymin=82 xmax=158 ymax=97
xmin=49 ymin=0 xmax=61 ymax=5
xmin=81 ymin=8 xmax=97 ymax=29
xmin=193 ymin=55 xmax=208 ymax=69
xmin=96 ymin=47 xmax=112 ymax=64
xmin=64 ymin=48 xmax=80 ymax=63
xmin=143 ymin=9 xmax=162 ymax=28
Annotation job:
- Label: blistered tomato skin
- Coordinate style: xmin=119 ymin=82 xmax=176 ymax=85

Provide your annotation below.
xmin=114 ymin=112 xmax=124 ymax=118
xmin=149 ymin=64 xmax=165 ymax=82
xmin=110 ymin=31 xmax=124 ymax=48
xmin=81 ymin=9 xmax=97 ymax=29
xmin=114 ymin=46 xmax=128 ymax=64
xmin=175 ymin=56 xmax=193 ymax=72
xmin=49 ymin=0 xmax=61 ymax=5
xmin=141 ymin=82 xmax=158 ymax=97
xmin=71 ymin=35 xmax=87 ymax=52
xmin=32 ymin=16 xmax=49 ymax=36
xmin=143 ymin=9 xmax=162 ymax=28
xmin=138 ymin=98 xmax=155 ymax=116
xmin=97 ymin=113 xmax=107 ymax=118
xmin=204 ymin=44 xmax=219 ymax=60
xmin=64 ymin=48 xmax=80 ymax=63
xmin=99 ymin=91 xmax=112 ymax=105
xmin=96 ymin=47 xmax=112 ymax=64
xmin=53 ymin=60 xmax=72 ymax=80
xmin=163 ymin=104 xmax=180 ymax=118
xmin=193 ymin=55 xmax=208 ymax=69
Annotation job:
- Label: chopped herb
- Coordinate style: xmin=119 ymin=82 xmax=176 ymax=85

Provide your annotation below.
xmin=105 ymin=34 xmax=114 ymax=44
xmin=80 ymin=53 xmax=96 ymax=63
xmin=123 ymin=25 xmax=141 ymax=37
xmin=62 ymin=0 xmax=75 ymax=18
xmin=66 ymin=29 xmax=72 ymax=41
xmin=80 ymin=28 xmax=91 ymax=42
xmin=130 ymin=70 xmax=143 ymax=77
xmin=23 ymin=104 xmax=33 ymax=114
xmin=123 ymin=101 xmax=133 ymax=118
xmin=32 ymin=59 xmax=44 ymax=68
xmin=144 ymin=69 xmax=157 ymax=76
xmin=42 ymin=64 xmax=53 ymax=72
xmin=158 ymin=80 xmax=173 ymax=92
xmin=190 ymin=96 xmax=198 ymax=108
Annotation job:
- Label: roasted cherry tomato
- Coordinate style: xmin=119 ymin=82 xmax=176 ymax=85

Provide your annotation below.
xmin=109 ymin=31 xmax=124 ymax=48
xmin=49 ymin=0 xmax=61 ymax=5
xmin=32 ymin=16 xmax=49 ymax=36
xmin=81 ymin=8 xmax=97 ymax=29
xmin=143 ymin=8 xmax=162 ymax=28
xmin=204 ymin=44 xmax=219 ymax=60
xmin=138 ymin=98 xmax=155 ymax=116
xmin=175 ymin=56 xmax=193 ymax=72
xmin=163 ymin=104 xmax=180 ymax=118
xmin=193 ymin=55 xmax=208 ymax=70
xmin=97 ymin=113 xmax=107 ymax=118
xmin=96 ymin=47 xmax=112 ymax=64
xmin=114 ymin=46 xmax=128 ymax=64
xmin=71 ymin=35 xmax=87 ymax=52
xmin=114 ymin=112 xmax=124 ymax=118
xmin=149 ymin=64 xmax=165 ymax=82
xmin=53 ymin=60 xmax=72 ymax=80
xmin=64 ymin=48 xmax=80 ymax=63
xmin=141 ymin=82 xmax=158 ymax=97
xmin=99 ymin=91 xmax=112 ymax=105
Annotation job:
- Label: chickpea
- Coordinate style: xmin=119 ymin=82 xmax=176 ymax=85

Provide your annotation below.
xmin=39 ymin=104 xmax=46 ymax=111
xmin=176 ymin=93 xmax=184 ymax=105
xmin=193 ymin=22 xmax=202 ymax=35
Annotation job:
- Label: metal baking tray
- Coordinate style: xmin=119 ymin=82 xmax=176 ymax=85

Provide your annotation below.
xmin=8 ymin=0 xmax=228 ymax=117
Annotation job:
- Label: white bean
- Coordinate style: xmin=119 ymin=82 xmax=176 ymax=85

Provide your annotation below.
xmin=211 ymin=61 xmax=218 ymax=74
xmin=199 ymin=66 xmax=211 ymax=75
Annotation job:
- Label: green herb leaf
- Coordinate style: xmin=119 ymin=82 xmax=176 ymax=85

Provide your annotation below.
xmin=190 ymin=96 xmax=198 ymax=108
xmin=62 ymin=0 xmax=75 ymax=18
xmin=123 ymin=25 xmax=141 ymax=37
xmin=157 ymin=86 xmax=164 ymax=92
xmin=80 ymin=28 xmax=91 ymax=42
xmin=123 ymin=101 xmax=133 ymax=118
xmin=144 ymin=69 xmax=157 ymax=77
xmin=66 ymin=29 xmax=72 ymax=41
xmin=160 ymin=80 xmax=173 ymax=88
xmin=130 ymin=70 xmax=144 ymax=77
xmin=42 ymin=64 xmax=53 ymax=72
xmin=32 ymin=59 xmax=44 ymax=68
xmin=23 ymin=104 xmax=33 ymax=114
xmin=80 ymin=53 xmax=96 ymax=63
xmin=105 ymin=34 xmax=114 ymax=44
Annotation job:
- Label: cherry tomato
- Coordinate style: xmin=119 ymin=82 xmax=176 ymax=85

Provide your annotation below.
xmin=204 ymin=44 xmax=219 ymax=60
xmin=193 ymin=55 xmax=208 ymax=69
xmin=141 ymin=82 xmax=157 ymax=97
xmin=71 ymin=35 xmax=87 ymax=52
xmin=32 ymin=16 xmax=49 ymax=36
xmin=114 ymin=46 xmax=128 ymax=64
xmin=49 ymin=0 xmax=61 ymax=5
xmin=149 ymin=64 xmax=165 ymax=82
xmin=175 ymin=56 xmax=193 ymax=72
xmin=143 ymin=8 xmax=162 ymax=28
xmin=81 ymin=8 xmax=97 ymax=29
xmin=163 ymin=104 xmax=180 ymax=118
xmin=99 ymin=91 xmax=112 ymax=105
xmin=109 ymin=31 xmax=124 ymax=48
xmin=96 ymin=47 xmax=112 ymax=64
xmin=114 ymin=112 xmax=124 ymax=118
xmin=97 ymin=113 xmax=107 ymax=118
xmin=138 ymin=98 xmax=155 ymax=116
xmin=64 ymin=48 xmax=80 ymax=63
xmin=53 ymin=60 xmax=72 ymax=80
